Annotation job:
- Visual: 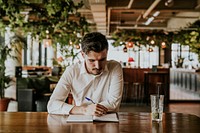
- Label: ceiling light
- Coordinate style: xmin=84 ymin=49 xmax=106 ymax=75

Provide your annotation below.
xmin=148 ymin=47 xmax=154 ymax=52
xmin=43 ymin=39 xmax=52 ymax=47
xmin=165 ymin=0 xmax=174 ymax=7
xmin=128 ymin=57 xmax=134 ymax=62
xmin=161 ymin=42 xmax=166 ymax=48
xmin=144 ymin=17 xmax=154 ymax=25
xmin=123 ymin=46 xmax=128 ymax=53
xmin=127 ymin=42 xmax=134 ymax=48
xmin=143 ymin=11 xmax=160 ymax=25
xmin=150 ymin=40 xmax=155 ymax=45
xmin=153 ymin=11 xmax=160 ymax=17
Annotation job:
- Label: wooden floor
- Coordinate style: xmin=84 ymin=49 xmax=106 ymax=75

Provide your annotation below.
xmin=119 ymin=102 xmax=200 ymax=117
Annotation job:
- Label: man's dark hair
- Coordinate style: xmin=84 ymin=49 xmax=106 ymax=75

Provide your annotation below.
xmin=81 ymin=32 xmax=108 ymax=54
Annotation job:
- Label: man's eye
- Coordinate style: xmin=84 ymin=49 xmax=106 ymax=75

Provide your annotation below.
xmin=100 ymin=58 xmax=106 ymax=61
xmin=89 ymin=59 xmax=95 ymax=62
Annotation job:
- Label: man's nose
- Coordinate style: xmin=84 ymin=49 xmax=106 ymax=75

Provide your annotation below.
xmin=95 ymin=61 xmax=100 ymax=69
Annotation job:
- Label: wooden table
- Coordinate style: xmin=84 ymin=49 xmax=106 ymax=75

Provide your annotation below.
xmin=0 ymin=112 xmax=200 ymax=133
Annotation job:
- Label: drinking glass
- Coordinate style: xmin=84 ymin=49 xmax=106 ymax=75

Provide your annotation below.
xmin=150 ymin=95 xmax=164 ymax=121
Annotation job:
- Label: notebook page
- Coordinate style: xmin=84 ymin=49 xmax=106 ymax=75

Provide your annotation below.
xmin=66 ymin=115 xmax=93 ymax=122
xmin=93 ymin=113 xmax=119 ymax=122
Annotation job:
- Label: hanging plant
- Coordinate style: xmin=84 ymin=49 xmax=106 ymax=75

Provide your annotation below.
xmin=111 ymin=29 xmax=172 ymax=49
xmin=0 ymin=0 xmax=89 ymax=64
xmin=174 ymin=20 xmax=200 ymax=61
xmin=111 ymin=20 xmax=200 ymax=62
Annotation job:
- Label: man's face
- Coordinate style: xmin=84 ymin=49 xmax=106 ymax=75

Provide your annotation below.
xmin=82 ymin=49 xmax=108 ymax=75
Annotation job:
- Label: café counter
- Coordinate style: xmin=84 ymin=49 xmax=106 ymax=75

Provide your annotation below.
xmin=170 ymin=68 xmax=200 ymax=98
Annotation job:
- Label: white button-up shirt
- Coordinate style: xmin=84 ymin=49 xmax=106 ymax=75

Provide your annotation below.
xmin=47 ymin=60 xmax=123 ymax=115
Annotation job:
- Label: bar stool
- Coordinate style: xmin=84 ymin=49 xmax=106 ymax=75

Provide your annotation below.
xmin=156 ymin=82 xmax=167 ymax=104
xmin=122 ymin=82 xmax=129 ymax=103
xmin=137 ymin=83 xmax=144 ymax=104
xmin=156 ymin=82 xmax=163 ymax=95
xmin=131 ymin=82 xmax=144 ymax=105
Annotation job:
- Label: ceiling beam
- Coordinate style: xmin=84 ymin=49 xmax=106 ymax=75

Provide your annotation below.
xmin=142 ymin=0 xmax=161 ymax=19
xmin=107 ymin=0 xmax=135 ymax=35
xmin=89 ymin=0 xmax=107 ymax=35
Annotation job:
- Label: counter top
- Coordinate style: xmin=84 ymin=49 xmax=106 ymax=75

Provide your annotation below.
xmin=170 ymin=68 xmax=200 ymax=72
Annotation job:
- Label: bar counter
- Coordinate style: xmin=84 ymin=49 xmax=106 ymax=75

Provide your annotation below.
xmin=170 ymin=68 xmax=200 ymax=100
xmin=1 ymin=112 xmax=200 ymax=133
xmin=122 ymin=68 xmax=170 ymax=103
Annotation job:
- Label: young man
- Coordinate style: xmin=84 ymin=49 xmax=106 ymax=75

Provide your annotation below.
xmin=47 ymin=32 xmax=123 ymax=116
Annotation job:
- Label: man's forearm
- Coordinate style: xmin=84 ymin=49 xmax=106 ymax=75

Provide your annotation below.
xmin=47 ymin=99 xmax=74 ymax=115
xmin=69 ymin=106 xmax=86 ymax=115
xmin=69 ymin=104 xmax=108 ymax=116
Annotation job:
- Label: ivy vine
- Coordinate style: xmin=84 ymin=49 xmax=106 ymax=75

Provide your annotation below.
xmin=111 ymin=20 xmax=200 ymax=62
xmin=0 ymin=0 xmax=89 ymax=65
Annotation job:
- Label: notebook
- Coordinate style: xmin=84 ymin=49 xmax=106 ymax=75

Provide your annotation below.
xmin=66 ymin=113 xmax=119 ymax=122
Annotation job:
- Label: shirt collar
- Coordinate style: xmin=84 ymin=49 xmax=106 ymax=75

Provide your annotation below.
xmin=80 ymin=61 xmax=87 ymax=75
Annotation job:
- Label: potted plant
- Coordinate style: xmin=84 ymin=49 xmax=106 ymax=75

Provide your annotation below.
xmin=0 ymin=34 xmax=25 ymax=111
xmin=0 ymin=44 xmax=13 ymax=111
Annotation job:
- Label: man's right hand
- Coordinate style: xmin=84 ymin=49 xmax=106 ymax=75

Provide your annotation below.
xmin=70 ymin=104 xmax=108 ymax=116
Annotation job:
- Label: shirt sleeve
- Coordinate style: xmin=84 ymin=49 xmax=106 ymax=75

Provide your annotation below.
xmin=47 ymin=68 xmax=74 ymax=115
xmin=99 ymin=61 xmax=124 ymax=112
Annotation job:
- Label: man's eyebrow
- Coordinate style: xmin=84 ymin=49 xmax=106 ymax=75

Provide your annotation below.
xmin=99 ymin=57 xmax=107 ymax=61
xmin=88 ymin=57 xmax=107 ymax=61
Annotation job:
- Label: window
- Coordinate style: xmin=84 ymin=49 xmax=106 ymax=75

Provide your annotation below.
xmin=171 ymin=43 xmax=199 ymax=69
xmin=107 ymin=39 xmax=159 ymax=68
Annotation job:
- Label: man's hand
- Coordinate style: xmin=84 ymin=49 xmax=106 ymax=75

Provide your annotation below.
xmin=83 ymin=104 xmax=108 ymax=116
xmin=70 ymin=104 xmax=108 ymax=116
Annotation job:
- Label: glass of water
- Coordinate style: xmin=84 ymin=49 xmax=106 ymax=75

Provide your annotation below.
xmin=150 ymin=95 xmax=164 ymax=121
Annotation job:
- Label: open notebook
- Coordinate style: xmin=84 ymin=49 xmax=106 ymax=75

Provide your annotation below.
xmin=66 ymin=113 xmax=119 ymax=122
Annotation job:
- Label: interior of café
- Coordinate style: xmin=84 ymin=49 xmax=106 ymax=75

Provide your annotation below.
xmin=1 ymin=0 xmax=200 ymax=132
xmin=1 ymin=0 xmax=200 ymax=119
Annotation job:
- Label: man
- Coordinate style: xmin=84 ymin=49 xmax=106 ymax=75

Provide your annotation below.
xmin=47 ymin=32 xmax=123 ymax=116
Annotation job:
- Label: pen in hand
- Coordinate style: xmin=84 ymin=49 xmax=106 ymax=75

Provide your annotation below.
xmin=85 ymin=97 xmax=108 ymax=115
xmin=85 ymin=97 xmax=95 ymax=104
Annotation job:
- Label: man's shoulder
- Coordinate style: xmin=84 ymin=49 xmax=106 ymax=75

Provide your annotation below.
xmin=69 ymin=61 xmax=82 ymax=68
xmin=65 ymin=61 xmax=83 ymax=72
xmin=107 ymin=60 xmax=122 ymax=69
xmin=107 ymin=60 xmax=121 ymax=65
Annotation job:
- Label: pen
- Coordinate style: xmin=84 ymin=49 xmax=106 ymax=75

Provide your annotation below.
xmin=85 ymin=97 xmax=95 ymax=104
